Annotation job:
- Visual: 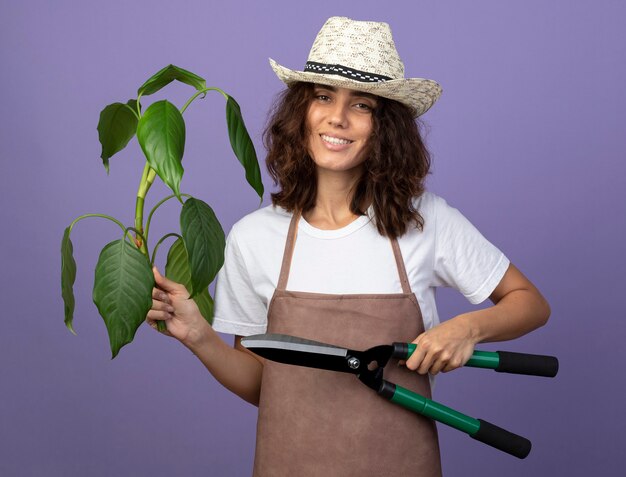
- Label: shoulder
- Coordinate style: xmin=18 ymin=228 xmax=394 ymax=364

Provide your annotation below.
xmin=412 ymin=190 xmax=453 ymax=215
xmin=228 ymin=203 xmax=293 ymax=251
xmin=231 ymin=204 xmax=290 ymax=233
xmin=408 ymin=190 xmax=454 ymax=233
xmin=399 ymin=190 xmax=473 ymax=251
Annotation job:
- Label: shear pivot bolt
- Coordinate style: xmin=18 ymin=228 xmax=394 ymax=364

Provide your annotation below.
xmin=347 ymin=357 xmax=360 ymax=369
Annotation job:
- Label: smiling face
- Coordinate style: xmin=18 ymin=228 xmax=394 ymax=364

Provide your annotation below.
xmin=305 ymin=85 xmax=377 ymax=176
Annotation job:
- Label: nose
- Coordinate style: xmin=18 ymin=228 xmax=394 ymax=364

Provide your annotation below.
xmin=328 ymin=100 xmax=349 ymax=128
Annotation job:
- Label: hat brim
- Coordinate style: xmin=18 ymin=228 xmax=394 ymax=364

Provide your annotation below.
xmin=270 ymin=58 xmax=442 ymax=117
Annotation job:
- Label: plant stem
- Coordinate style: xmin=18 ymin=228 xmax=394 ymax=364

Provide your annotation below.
xmin=180 ymin=87 xmax=228 ymax=114
xmin=145 ymin=192 xmax=192 ymax=245
xmin=69 ymin=213 xmax=127 ymax=235
xmin=125 ymin=227 xmax=147 ymax=246
xmin=134 ymin=163 xmax=157 ymax=255
xmin=136 ymin=94 xmax=143 ymax=117
xmin=150 ymin=233 xmax=182 ymax=267
xmin=124 ymin=103 xmax=140 ymax=121
xmin=133 ymin=163 xmax=163 ymax=331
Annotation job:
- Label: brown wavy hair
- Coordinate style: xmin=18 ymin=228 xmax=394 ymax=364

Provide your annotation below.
xmin=264 ymin=82 xmax=432 ymax=238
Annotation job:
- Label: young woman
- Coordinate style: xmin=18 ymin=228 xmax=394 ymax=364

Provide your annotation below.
xmin=146 ymin=17 xmax=550 ymax=476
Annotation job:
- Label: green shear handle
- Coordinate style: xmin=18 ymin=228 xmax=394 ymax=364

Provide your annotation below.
xmin=393 ymin=343 xmax=559 ymax=378
xmin=379 ymin=382 xmax=532 ymax=459
xmin=379 ymin=343 xmax=559 ymax=458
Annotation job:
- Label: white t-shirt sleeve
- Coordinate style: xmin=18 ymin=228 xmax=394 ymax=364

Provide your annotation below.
xmin=211 ymin=227 xmax=268 ymax=336
xmin=431 ymin=196 xmax=510 ymax=304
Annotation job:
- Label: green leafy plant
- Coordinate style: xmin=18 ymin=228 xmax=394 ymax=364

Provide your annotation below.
xmin=61 ymin=64 xmax=263 ymax=358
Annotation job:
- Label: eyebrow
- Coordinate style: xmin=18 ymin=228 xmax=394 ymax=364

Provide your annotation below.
xmin=314 ymin=84 xmax=378 ymax=102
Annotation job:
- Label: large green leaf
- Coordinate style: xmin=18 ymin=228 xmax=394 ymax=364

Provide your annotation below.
xmin=97 ymin=100 xmax=139 ymax=173
xmin=136 ymin=100 xmax=185 ymax=200
xmin=165 ymin=238 xmax=214 ymax=324
xmin=180 ymin=198 xmax=225 ymax=298
xmin=225 ymin=95 xmax=264 ymax=200
xmin=61 ymin=227 xmax=77 ymax=334
xmin=92 ymin=239 xmax=155 ymax=358
xmin=137 ymin=64 xmax=206 ymax=97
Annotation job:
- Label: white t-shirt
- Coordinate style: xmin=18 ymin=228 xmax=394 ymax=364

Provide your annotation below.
xmin=212 ymin=191 xmax=509 ymax=337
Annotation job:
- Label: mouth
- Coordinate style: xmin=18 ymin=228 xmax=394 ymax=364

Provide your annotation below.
xmin=320 ymin=134 xmax=353 ymax=146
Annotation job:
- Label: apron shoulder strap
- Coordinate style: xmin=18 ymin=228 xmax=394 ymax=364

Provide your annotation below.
xmin=276 ymin=210 xmax=300 ymax=291
xmin=390 ymin=237 xmax=412 ymax=294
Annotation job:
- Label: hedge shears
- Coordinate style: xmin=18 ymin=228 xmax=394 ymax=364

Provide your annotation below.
xmin=241 ymin=333 xmax=559 ymax=459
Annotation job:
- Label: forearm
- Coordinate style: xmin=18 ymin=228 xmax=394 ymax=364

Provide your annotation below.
xmin=461 ymin=263 xmax=551 ymax=344
xmin=148 ymin=269 xmax=264 ymax=405
xmin=183 ymin=325 xmax=263 ymax=406
xmin=406 ymin=264 xmax=550 ymax=375
xmin=458 ymin=287 xmax=551 ymax=344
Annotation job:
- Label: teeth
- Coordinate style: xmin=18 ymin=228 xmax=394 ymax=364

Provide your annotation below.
xmin=321 ymin=134 xmax=352 ymax=145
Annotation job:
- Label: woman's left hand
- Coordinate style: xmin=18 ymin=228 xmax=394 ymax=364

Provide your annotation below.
xmin=404 ymin=264 xmax=551 ymax=376
xmin=404 ymin=315 xmax=477 ymax=375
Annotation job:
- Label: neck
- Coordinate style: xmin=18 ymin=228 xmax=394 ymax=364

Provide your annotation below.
xmin=302 ymin=167 xmax=366 ymax=229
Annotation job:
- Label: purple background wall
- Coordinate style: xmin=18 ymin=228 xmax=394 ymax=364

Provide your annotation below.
xmin=1 ymin=1 xmax=624 ymax=475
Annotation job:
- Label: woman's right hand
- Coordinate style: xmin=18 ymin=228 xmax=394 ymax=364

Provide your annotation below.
xmin=146 ymin=266 xmax=211 ymax=347
xmin=147 ymin=267 xmax=263 ymax=405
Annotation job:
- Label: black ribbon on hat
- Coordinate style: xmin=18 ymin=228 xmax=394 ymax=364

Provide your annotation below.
xmin=304 ymin=61 xmax=392 ymax=83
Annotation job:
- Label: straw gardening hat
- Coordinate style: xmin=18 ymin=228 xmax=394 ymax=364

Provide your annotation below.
xmin=270 ymin=16 xmax=442 ymax=117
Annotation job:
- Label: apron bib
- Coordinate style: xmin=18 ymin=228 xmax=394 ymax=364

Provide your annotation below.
xmin=253 ymin=212 xmax=442 ymax=477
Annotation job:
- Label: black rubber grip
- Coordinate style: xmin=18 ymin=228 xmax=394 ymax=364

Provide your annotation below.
xmin=471 ymin=419 xmax=532 ymax=459
xmin=496 ymin=351 xmax=559 ymax=377
xmin=391 ymin=342 xmax=409 ymax=359
xmin=378 ymin=380 xmax=396 ymax=400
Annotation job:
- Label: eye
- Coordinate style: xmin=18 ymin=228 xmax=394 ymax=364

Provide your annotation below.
xmin=354 ymin=102 xmax=374 ymax=112
xmin=314 ymin=93 xmax=331 ymax=102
